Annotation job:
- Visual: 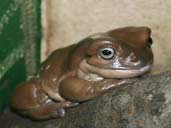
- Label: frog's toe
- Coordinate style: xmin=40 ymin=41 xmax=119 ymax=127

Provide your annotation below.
xmin=65 ymin=102 xmax=79 ymax=107
xmin=56 ymin=108 xmax=65 ymax=117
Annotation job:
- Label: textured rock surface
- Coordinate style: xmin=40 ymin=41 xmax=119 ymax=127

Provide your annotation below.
xmin=41 ymin=0 xmax=171 ymax=74
xmin=0 ymin=71 xmax=171 ymax=128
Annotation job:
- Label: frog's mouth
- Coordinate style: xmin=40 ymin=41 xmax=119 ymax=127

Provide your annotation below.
xmin=78 ymin=60 xmax=153 ymax=80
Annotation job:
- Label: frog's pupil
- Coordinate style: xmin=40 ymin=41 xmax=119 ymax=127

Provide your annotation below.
xmin=99 ymin=47 xmax=115 ymax=60
xmin=102 ymin=50 xmax=111 ymax=55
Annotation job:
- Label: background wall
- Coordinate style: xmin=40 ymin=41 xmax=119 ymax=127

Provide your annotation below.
xmin=41 ymin=0 xmax=171 ymax=74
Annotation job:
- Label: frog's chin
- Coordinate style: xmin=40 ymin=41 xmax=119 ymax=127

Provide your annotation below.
xmin=79 ymin=60 xmax=153 ymax=79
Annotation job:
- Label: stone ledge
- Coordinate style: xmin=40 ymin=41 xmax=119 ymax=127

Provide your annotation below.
xmin=0 ymin=71 xmax=171 ymax=128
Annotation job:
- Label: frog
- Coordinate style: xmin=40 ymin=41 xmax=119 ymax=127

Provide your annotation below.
xmin=10 ymin=26 xmax=154 ymax=120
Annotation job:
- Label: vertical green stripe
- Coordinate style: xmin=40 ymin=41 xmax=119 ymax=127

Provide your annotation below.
xmin=21 ymin=0 xmax=41 ymax=79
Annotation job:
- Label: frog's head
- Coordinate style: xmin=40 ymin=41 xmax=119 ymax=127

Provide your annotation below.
xmin=78 ymin=27 xmax=153 ymax=79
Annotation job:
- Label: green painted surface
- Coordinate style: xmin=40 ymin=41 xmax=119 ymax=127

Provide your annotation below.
xmin=0 ymin=0 xmax=41 ymax=111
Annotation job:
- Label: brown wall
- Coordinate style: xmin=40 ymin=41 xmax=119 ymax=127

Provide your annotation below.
xmin=41 ymin=0 xmax=171 ymax=74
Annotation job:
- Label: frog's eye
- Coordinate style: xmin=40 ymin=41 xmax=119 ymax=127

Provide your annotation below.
xmin=99 ymin=47 xmax=115 ymax=60
xmin=147 ymin=37 xmax=153 ymax=48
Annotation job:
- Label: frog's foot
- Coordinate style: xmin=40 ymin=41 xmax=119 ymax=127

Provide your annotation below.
xmin=23 ymin=101 xmax=77 ymax=120
xmin=52 ymin=102 xmax=79 ymax=118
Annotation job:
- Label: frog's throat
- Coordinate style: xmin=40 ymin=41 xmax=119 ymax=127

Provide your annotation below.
xmin=78 ymin=60 xmax=153 ymax=79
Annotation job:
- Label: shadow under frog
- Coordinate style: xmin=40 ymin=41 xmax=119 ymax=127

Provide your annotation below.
xmin=10 ymin=26 xmax=154 ymax=120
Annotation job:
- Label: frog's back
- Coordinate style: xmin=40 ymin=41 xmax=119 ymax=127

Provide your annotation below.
xmin=38 ymin=45 xmax=77 ymax=81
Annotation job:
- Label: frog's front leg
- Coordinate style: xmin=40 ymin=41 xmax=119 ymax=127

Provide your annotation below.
xmin=59 ymin=77 xmax=127 ymax=102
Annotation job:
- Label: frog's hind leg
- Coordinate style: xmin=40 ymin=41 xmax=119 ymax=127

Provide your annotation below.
xmin=59 ymin=77 xmax=127 ymax=102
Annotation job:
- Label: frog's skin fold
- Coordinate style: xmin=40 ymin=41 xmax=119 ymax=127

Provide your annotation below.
xmin=11 ymin=26 xmax=154 ymax=120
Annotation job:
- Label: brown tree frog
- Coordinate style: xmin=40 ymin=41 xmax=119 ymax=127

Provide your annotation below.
xmin=11 ymin=26 xmax=154 ymax=120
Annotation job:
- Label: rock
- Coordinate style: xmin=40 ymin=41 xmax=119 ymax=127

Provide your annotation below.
xmin=0 ymin=71 xmax=171 ymax=128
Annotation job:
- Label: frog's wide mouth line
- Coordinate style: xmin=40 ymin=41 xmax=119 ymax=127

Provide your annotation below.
xmin=103 ymin=65 xmax=153 ymax=78
xmin=79 ymin=60 xmax=153 ymax=79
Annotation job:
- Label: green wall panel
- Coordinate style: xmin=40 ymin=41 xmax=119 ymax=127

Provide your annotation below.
xmin=0 ymin=0 xmax=41 ymax=111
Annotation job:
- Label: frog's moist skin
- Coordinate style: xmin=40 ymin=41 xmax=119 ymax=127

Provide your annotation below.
xmin=11 ymin=26 xmax=154 ymax=120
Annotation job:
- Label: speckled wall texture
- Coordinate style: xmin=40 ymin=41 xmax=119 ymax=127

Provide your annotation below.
xmin=41 ymin=0 xmax=171 ymax=74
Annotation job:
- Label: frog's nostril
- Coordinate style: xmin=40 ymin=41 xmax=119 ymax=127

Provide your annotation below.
xmin=147 ymin=37 xmax=153 ymax=48
xmin=148 ymin=38 xmax=153 ymax=44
